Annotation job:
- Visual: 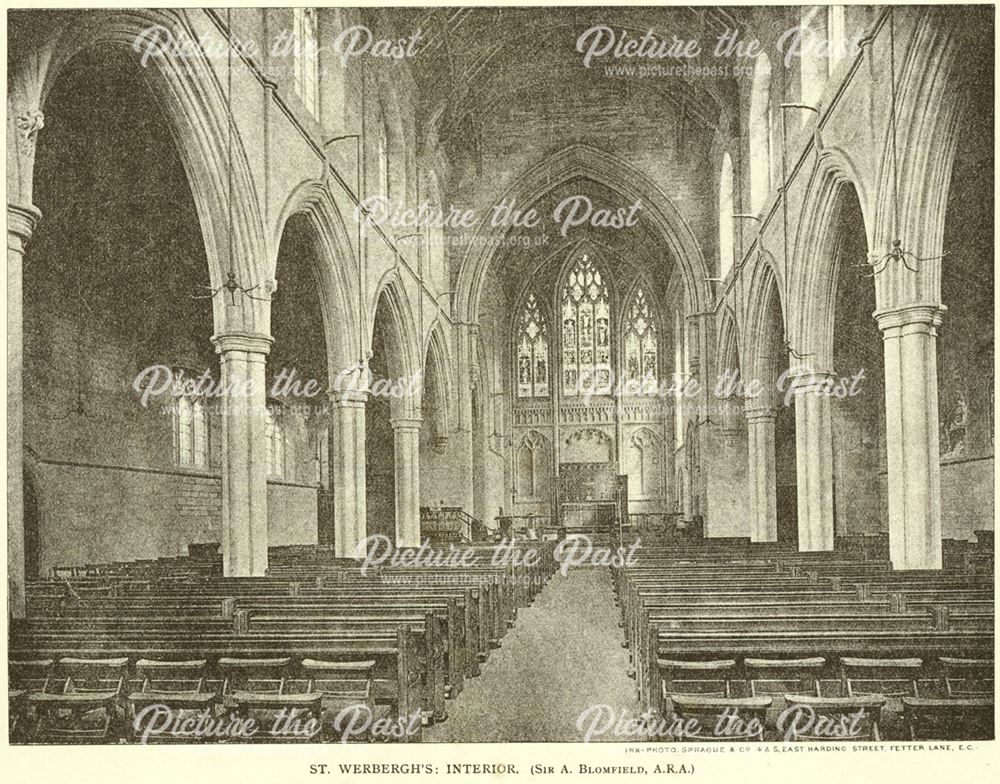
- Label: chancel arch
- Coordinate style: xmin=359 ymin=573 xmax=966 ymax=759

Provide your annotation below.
xmin=455 ymin=143 xmax=712 ymax=331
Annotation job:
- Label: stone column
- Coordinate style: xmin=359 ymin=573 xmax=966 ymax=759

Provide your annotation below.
xmin=721 ymin=397 xmax=744 ymax=445
xmin=456 ymin=323 xmax=477 ymax=514
xmin=790 ymin=372 xmax=835 ymax=551
xmin=331 ymin=389 xmax=368 ymax=558
xmin=8 ymin=203 xmax=41 ymax=619
xmin=876 ymin=304 xmax=945 ymax=570
xmin=702 ymin=397 xmax=750 ymax=538
xmin=391 ymin=416 xmax=422 ymax=547
xmin=681 ymin=454 xmax=694 ymax=521
xmin=212 ymin=333 xmax=272 ymax=576
xmin=746 ymin=406 xmax=778 ymax=542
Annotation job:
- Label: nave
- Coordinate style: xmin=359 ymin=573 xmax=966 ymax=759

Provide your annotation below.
xmin=5 ymin=6 xmax=994 ymax=751
xmin=425 ymin=567 xmax=637 ymax=743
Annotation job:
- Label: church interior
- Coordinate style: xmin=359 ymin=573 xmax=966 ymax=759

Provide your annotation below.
xmin=6 ymin=6 xmax=995 ymax=743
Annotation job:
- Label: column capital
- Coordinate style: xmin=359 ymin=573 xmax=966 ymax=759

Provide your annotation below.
xmin=744 ymin=405 xmax=777 ymax=423
xmin=874 ymin=302 xmax=946 ymax=332
xmin=390 ymin=416 xmax=423 ymax=432
xmin=8 ymin=203 xmax=42 ymax=242
xmin=785 ymin=368 xmax=836 ymax=395
xmin=211 ymin=332 xmax=273 ymax=356
xmin=330 ymin=388 xmax=369 ymax=407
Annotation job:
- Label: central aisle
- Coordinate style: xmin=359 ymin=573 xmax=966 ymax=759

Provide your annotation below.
xmin=426 ymin=567 xmax=639 ymax=742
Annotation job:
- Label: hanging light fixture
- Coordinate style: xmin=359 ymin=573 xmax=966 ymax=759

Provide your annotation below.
xmin=694 ymin=414 xmax=716 ymax=429
xmin=192 ymin=9 xmax=272 ymax=306
xmin=782 ymin=339 xmax=814 ymax=362
xmin=856 ymin=9 xmax=947 ymax=278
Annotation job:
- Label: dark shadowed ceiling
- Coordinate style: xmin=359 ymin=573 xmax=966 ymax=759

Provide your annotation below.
xmin=391 ymin=7 xmax=754 ymax=155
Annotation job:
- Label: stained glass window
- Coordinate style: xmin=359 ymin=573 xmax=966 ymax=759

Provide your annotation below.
xmin=516 ymin=293 xmax=550 ymax=398
xmin=623 ymin=285 xmax=658 ymax=394
xmin=561 ymin=254 xmax=611 ymax=396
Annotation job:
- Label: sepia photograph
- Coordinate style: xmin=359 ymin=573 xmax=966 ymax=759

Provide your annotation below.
xmin=2 ymin=2 xmax=996 ymax=781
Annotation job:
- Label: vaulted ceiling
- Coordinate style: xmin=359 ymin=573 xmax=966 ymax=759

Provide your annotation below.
xmin=393 ymin=7 xmax=753 ymax=158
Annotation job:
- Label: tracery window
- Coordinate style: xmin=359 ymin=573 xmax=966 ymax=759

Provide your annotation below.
xmin=623 ymin=285 xmax=658 ymax=394
xmin=515 ymin=293 xmax=550 ymax=398
xmin=561 ymin=254 xmax=611 ymax=396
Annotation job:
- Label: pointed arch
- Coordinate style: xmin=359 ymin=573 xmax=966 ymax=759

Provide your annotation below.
xmin=871 ymin=7 xmax=964 ymax=309
xmin=715 ymin=306 xmax=746 ymax=432
xmin=455 ymin=144 xmax=711 ymax=325
xmin=716 ymin=305 xmax=741 ymax=376
xmin=789 ymin=149 xmax=871 ymax=371
xmin=744 ymin=257 xmax=787 ymax=408
xmin=19 ymin=9 xmax=269 ymax=335
xmin=272 ymin=180 xmax=360 ymax=379
xmin=371 ymin=272 xmax=421 ymax=416
xmin=423 ymin=319 xmax=456 ymax=437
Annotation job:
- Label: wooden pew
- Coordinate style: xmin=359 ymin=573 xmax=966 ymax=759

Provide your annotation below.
xmin=10 ymin=625 xmax=424 ymax=742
